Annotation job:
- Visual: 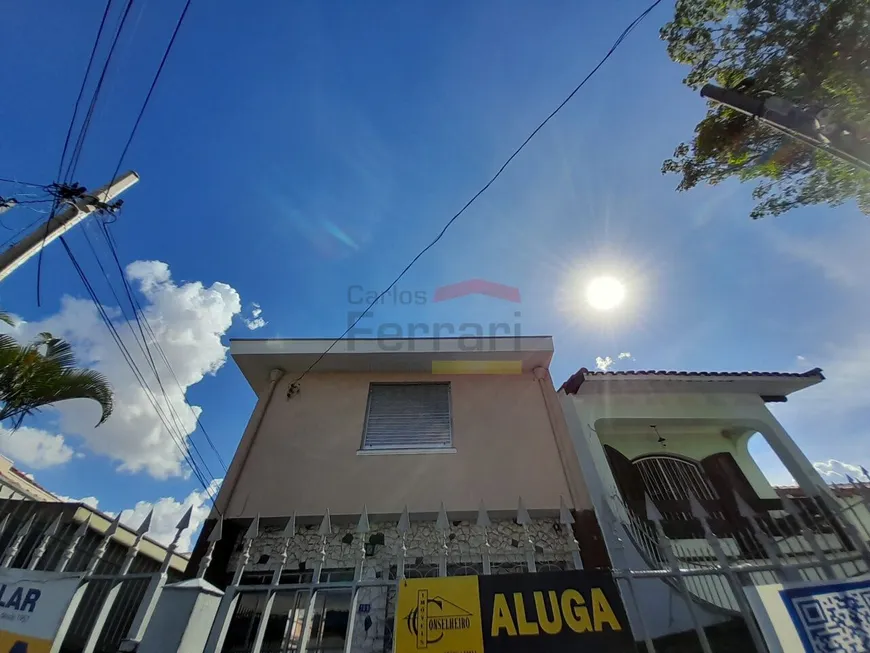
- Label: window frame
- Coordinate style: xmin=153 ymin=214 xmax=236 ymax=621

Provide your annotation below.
xmin=359 ymin=382 xmax=455 ymax=454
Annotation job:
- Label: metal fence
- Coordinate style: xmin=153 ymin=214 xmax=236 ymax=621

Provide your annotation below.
xmin=0 ymin=483 xmax=869 ymax=653
xmin=604 ymin=482 xmax=870 ymax=653
xmin=0 ymin=498 xmax=187 ymax=653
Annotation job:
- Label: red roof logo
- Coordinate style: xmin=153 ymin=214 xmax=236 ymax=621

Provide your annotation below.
xmin=433 ymin=279 xmax=521 ymax=303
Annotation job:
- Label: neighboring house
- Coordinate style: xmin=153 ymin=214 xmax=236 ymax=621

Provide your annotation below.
xmin=777 ymin=483 xmax=870 ymax=549
xmin=557 ymin=367 xmax=867 ymax=639
xmin=0 ymin=498 xmax=188 ymax=653
xmin=188 ymin=336 xmax=604 ymax=653
xmin=0 ymin=454 xmax=59 ymax=501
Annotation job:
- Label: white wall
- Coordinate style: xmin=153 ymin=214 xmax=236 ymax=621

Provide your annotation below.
xmin=597 ymin=424 xmax=778 ymax=500
xmin=557 ymin=387 xmax=833 ymax=640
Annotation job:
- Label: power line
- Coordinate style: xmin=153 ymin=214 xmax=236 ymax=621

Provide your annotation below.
xmin=78 ymin=219 xmax=228 ymax=479
xmin=58 ymin=235 xmax=221 ymax=509
xmin=110 ymin=0 xmax=194 ymax=182
xmin=98 ymin=220 xmax=229 ymax=473
xmin=0 ymin=178 xmax=49 ymax=189
xmin=92 ymin=0 xmax=230 ymax=476
xmin=56 ymin=0 xmax=116 ymax=186
xmin=37 ymin=0 xmax=118 ymax=306
xmin=290 ymin=0 xmax=665 ymax=386
xmin=0 ymin=217 xmax=44 ymax=250
xmin=64 ymin=0 xmax=136 ymax=183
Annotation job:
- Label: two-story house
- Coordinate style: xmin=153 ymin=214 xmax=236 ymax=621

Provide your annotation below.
xmin=189 ymin=336 xmax=605 ymax=653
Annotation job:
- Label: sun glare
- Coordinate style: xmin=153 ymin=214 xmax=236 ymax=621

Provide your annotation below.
xmin=586 ymin=276 xmax=626 ymax=311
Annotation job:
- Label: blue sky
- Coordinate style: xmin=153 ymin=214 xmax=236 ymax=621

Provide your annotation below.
xmin=1 ymin=1 xmax=868 ymax=545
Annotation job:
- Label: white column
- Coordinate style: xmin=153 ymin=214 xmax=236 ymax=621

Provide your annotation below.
xmin=756 ymin=411 xmax=828 ymax=494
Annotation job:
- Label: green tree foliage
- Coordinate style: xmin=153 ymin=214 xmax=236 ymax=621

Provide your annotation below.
xmin=0 ymin=314 xmax=113 ymax=429
xmin=661 ymin=0 xmax=870 ymax=218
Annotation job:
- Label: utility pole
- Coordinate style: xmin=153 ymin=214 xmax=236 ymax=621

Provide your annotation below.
xmin=0 ymin=171 xmax=139 ymax=283
xmin=701 ymin=84 xmax=870 ymax=175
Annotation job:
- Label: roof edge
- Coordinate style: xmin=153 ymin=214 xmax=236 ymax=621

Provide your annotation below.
xmin=560 ymin=367 xmax=825 ymax=396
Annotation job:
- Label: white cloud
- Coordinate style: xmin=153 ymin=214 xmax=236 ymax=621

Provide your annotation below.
xmin=15 ymin=260 xmax=241 ymax=479
xmin=813 ymin=459 xmax=869 ymax=483
xmin=55 ymin=494 xmax=101 ymax=510
xmin=54 ymin=480 xmax=221 ymax=551
xmin=0 ymin=427 xmax=76 ymax=469
xmin=117 ymin=479 xmax=222 ymax=551
xmin=595 ymin=356 xmax=614 ymax=371
xmin=242 ymin=302 xmax=267 ymax=331
xmin=617 ymin=352 xmax=632 ymax=360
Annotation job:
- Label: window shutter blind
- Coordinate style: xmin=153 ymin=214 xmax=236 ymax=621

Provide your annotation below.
xmin=363 ymin=384 xmax=452 ymax=449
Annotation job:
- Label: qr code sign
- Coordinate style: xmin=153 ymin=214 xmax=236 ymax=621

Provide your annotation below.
xmin=782 ymin=582 xmax=870 ymax=653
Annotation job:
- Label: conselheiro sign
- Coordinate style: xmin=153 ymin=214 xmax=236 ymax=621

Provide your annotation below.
xmin=0 ymin=569 xmax=81 ymax=653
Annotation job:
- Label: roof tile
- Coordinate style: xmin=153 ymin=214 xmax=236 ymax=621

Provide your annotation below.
xmin=560 ymin=367 xmax=824 ymax=394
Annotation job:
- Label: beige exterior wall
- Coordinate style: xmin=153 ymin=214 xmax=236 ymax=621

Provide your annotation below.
xmin=219 ymin=371 xmax=580 ymax=519
xmin=0 ymin=455 xmax=58 ymax=502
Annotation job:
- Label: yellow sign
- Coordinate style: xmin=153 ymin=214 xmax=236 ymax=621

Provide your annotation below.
xmin=0 ymin=630 xmax=51 ymax=653
xmin=396 ymin=570 xmax=634 ymax=652
xmin=396 ymin=576 xmax=485 ymax=653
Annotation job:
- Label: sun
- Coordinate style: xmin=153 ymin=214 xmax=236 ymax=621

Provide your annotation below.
xmin=586 ymin=276 xmax=626 ymax=311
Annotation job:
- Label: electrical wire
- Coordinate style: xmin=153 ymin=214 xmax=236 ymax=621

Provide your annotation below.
xmin=0 ymin=217 xmax=44 ymax=250
xmin=110 ymin=0 xmax=193 ymax=182
xmin=289 ymin=0 xmax=665 ymax=386
xmin=0 ymin=178 xmax=49 ymax=189
xmin=55 ymin=0 xmax=116 ymax=188
xmin=64 ymin=0 xmax=136 ymax=184
xmin=59 ymin=235 xmax=221 ymax=509
xmin=92 ymin=0 xmax=231 ymax=477
xmin=78 ymin=221 xmax=226 ymax=480
xmin=36 ymin=0 xmax=118 ymax=306
xmin=98 ymin=220 xmax=229 ymax=473
xmin=73 ymin=217 xmax=224 ymax=491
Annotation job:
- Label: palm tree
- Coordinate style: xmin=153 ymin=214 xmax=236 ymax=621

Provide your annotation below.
xmin=0 ymin=312 xmax=113 ymax=429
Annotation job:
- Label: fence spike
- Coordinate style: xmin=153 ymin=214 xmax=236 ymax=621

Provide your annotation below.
xmin=733 ymin=490 xmax=757 ymax=519
xmin=516 ymin=497 xmax=531 ymax=525
xmin=318 ymin=509 xmax=332 ymax=536
xmin=45 ymin=513 xmax=62 ymax=537
xmin=397 ymin=506 xmax=410 ymax=534
xmin=0 ymin=514 xmax=9 ymax=538
xmin=356 ymin=505 xmax=370 ymax=534
xmin=208 ymin=516 xmax=224 ymax=543
xmin=282 ymin=513 xmax=296 ymax=539
xmin=105 ymin=514 xmax=121 ymax=537
xmin=559 ymin=496 xmax=575 ymax=526
xmin=137 ymin=509 xmax=153 ymax=535
xmin=436 ymin=502 xmax=450 ymax=532
xmin=245 ymin=514 xmax=261 ymax=540
xmin=862 ymin=465 xmax=869 ymax=480
xmin=476 ymin=501 xmax=492 ymax=528
xmin=74 ymin=515 xmax=91 ymax=538
xmin=644 ymin=494 xmax=663 ymax=522
xmin=847 ymin=474 xmax=856 ymax=484
xmin=21 ymin=514 xmax=36 ymax=534
xmin=176 ymin=506 xmax=194 ymax=532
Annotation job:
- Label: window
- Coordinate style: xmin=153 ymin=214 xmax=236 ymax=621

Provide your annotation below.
xmin=361 ymin=383 xmax=452 ymax=451
xmin=633 ymin=455 xmax=720 ymax=522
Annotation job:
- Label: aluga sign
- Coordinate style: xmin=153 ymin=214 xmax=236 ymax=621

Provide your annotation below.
xmin=397 ymin=569 xmax=634 ymax=653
